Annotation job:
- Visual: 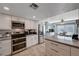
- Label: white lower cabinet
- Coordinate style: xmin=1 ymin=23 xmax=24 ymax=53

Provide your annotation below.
xmin=71 ymin=47 xmax=79 ymax=56
xmin=26 ymin=35 xmax=38 ymax=48
xmin=0 ymin=40 xmax=11 ymax=56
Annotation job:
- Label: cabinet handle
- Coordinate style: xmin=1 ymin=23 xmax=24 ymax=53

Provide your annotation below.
xmin=50 ymin=48 xmax=58 ymax=53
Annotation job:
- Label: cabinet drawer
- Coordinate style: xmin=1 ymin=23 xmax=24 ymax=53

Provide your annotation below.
xmin=71 ymin=47 xmax=79 ymax=56
xmin=56 ymin=47 xmax=70 ymax=56
xmin=46 ymin=47 xmax=58 ymax=56
xmin=0 ymin=40 xmax=11 ymax=56
xmin=46 ymin=45 xmax=70 ymax=56
xmin=0 ymin=40 xmax=11 ymax=47
xmin=0 ymin=46 xmax=11 ymax=56
xmin=45 ymin=40 xmax=59 ymax=50
xmin=45 ymin=40 xmax=70 ymax=56
xmin=57 ymin=43 xmax=70 ymax=50
xmin=45 ymin=40 xmax=70 ymax=50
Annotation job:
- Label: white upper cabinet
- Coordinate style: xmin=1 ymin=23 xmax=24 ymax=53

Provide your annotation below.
xmin=25 ymin=20 xmax=37 ymax=29
xmin=12 ymin=16 xmax=25 ymax=23
xmin=0 ymin=14 xmax=11 ymax=30
xmin=25 ymin=20 xmax=31 ymax=29
xmin=18 ymin=17 xmax=25 ymax=23
xmin=11 ymin=16 xmax=18 ymax=21
xmin=30 ymin=20 xmax=35 ymax=29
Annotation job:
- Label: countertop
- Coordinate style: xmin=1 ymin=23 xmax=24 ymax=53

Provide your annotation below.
xmin=26 ymin=34 xmax=38 ymax=36
xmin=45 ymin=36 xmax=79 ymax=48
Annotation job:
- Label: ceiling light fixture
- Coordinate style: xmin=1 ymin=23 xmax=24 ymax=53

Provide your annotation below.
xmin=30 ymin=3 xmax=39 ymax=10
xmin=33 ymin=16 xmax=36 ymax=18
xmin=3 ymin=6 xmax=10 ymax=11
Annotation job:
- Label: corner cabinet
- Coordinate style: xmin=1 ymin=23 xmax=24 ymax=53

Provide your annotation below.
xmin=0 ymin=14 xmax=11 ymax=30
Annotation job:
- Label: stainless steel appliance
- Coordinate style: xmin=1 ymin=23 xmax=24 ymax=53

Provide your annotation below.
xmin=11 ymin=21 xmax=26 ymax=54
xmin=38 ymin=24 xmax=44 ymax=44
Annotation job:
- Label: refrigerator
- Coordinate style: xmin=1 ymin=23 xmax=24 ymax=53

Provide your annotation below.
xmin=38 ymin=24 xmax=44 ymax=44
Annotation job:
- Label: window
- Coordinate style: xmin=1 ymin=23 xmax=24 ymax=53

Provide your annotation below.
xmin=57 ymin=23 xmax=77 ymax=41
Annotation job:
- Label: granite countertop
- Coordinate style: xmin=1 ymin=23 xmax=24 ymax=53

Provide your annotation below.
xmin=45 ymin=36 xmax=79 ymax=48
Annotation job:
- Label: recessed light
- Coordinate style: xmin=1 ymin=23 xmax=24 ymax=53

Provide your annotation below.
xmin=33 ymin=16 xmax=36 ymax=18
xmin=3 ymin=6 xmax=10 ymax=11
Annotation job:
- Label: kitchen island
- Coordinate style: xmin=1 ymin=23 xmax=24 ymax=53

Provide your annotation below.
xmin=45 ymin=36 xmax=79 ymax=56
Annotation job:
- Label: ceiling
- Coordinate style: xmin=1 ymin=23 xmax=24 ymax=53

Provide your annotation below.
xmin=0 ymin=3 xmax=79 ymax=21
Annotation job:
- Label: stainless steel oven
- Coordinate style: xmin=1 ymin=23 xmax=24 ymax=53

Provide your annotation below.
xmin=11 ymin=21 xmax=26 ymax=54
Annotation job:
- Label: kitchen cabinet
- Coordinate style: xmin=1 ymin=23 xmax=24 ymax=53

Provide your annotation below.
xmin=11 ymin=16 xmax=18 ymax=21
xmin=45 ymin=40 xmax=70 ymax=56
xmin=30 ymin=20 xmax=33 ymax=29
xmin=0 ymin=40 xmax=11 ymax=56
xmin=26 ymin=35 xmax=38 ymax=48
xmin=25 ymin=20 xmax=37 ymax=29
xmin=71 ymin=47 xmax=79 ymax=56
xmin=18 ymin=17 xmax=25 ymax=23
xmin=12 ymin=16 xmax=25 ymax=23
xmin=32 ymin=35 xmax=38 ymax=45
xmin=0 ymin=14 xmax=11 ymax=30
xmin=25 ymin=20 xmax=31 ymax=29
xmin=30 ymin=21 xmax=37 ymax=29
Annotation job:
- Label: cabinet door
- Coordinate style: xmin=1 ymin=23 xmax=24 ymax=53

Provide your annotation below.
xmin=0 ymin=40 xmax=11 ymax=56
xmin=30 ymin=21 xmax=34 ymax=29
xmin=18 ymin=17 xmax=25 ymax=23
xmin=11 ymin=16 xmax=18 ymax=21
xmin=25 ymin=20 xmax=31 ymax=29
xmin=12 ymin=16 xmax=25 ymax=23
xmin=0 ymin=14 xmax=11 ymax=29
xmin=30 ymin=21 xmax=37 ymax=29
xmin=32 ymin=35 xmax=38 ymax=45
xmin=32 ymin=21 xmax=37 ymax=29
xmin=45 ymin=40 xmax=70 ymax=56
xmin=26 ymin=35 xmax=38 ymax=48
xmin=71 ymin=47 xmax=79 ymax=56
xmin=26 ymin=36 xmax=33 ymax=48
